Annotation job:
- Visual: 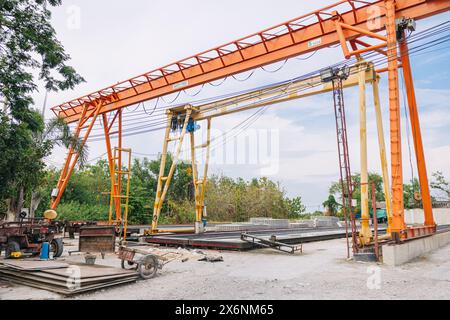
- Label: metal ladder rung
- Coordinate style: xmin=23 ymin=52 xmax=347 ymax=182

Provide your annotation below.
xmin=112 ymin=195 xmax=129 ymax=199
xmin=195 ymin=143 xmax=210 ymax=149
xmin=116 ymin=171 xmax=131 ymax=175
xmin=167 ymin=136 xmax=181 ymax=142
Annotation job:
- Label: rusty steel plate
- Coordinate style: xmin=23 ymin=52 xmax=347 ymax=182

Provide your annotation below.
xmin=79 ymin=226 xmax=116 ymax=253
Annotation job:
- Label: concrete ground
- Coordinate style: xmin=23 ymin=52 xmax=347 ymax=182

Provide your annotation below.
xmin=0 ymin=237 xmax=449 ymax=300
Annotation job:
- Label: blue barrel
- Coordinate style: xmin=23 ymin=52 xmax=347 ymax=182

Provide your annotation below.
xmin=40 ymin=242 xmax=50 ymax=260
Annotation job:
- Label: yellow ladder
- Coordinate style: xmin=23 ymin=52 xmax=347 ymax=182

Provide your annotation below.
xmin=109 ymin=147 xmax=132 ymax=241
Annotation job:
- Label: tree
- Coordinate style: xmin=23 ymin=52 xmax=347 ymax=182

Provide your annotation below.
xmin=287 ymin=196 xmax=306 ymax=219
xmin=322 ymin=195 xmax=340 ymax=216
xmin=1 ymin=0 xmax=84 ymax=123
xmin=431 ymin=171 xmax=450 ymax=200
xmin=29 ymin=116 xmax=87 ymax=217
xmin=329 ymin=172 xmax=385 ymax=213
xmin=0 ymin=110 xmax=47 ymax=218
xmin=0 ymin=0 xmax=84 ymax=218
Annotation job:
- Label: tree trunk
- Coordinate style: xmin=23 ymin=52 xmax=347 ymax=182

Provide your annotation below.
xmin=14 ymin=186 xmax=25 ymax=220
xmin=30 ymin=191 xmax=41 ymax=218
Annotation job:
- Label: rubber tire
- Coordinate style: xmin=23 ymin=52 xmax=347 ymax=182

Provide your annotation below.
xmin=5 ymin=240 xmax=20 ymax=259
xmin=50 ymin=238 xmax=64 ymax=258
xmin=138 ymin=255 xmax=158 ymax=280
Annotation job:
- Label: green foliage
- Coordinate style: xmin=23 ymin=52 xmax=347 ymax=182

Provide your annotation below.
xmin=286 ymin=196 xmax=306 ymax=219
xmin=328 ymin=172 xmax=442 ymax=211
xmin=0 ymin=0 xmax=84 ymax=124
xmin=0 ymin=110 xmax=48 ymax=202
xmin=34 ymin=155 xmax=305 ymax=224
xmin=297 ymin=211 xmax=323 ymax=220
xmin=322 ymin=195 xmax=340 ymax=216
xmin=328 ymin=172 xmax=385 ymax=214
xmin=0 ymin=0 xmax=84 ymax=216
xmin=55 ymin=201 xmax=108 ymax=221
xmin=205 ymin=175 xmax=302 ymax=222
xmin=161 ymin=199 xmax=196 ymax=225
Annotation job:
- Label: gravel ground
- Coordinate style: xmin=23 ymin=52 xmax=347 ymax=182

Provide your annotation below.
xmin=0 ymin=237 xmax=449 ymax=300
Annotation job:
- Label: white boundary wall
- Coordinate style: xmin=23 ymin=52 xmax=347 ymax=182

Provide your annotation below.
xmin=404 ymin=208 xmax=450 ymax=225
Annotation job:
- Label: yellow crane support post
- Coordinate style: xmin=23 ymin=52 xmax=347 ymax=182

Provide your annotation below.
xmin=358 ymin=61 xmax=373 ymax=246
xmin=372 ymin=77 xmax=393 ymax=236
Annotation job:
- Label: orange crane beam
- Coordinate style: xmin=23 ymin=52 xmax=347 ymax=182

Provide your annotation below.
xmin=52 ymin=0 xmax=450 ymax=124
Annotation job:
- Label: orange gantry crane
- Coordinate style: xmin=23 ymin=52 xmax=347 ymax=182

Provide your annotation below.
xmin=50 ymin=0 xmax=450 ymax=242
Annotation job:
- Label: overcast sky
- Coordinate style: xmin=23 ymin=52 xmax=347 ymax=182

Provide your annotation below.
xmin=34 ymin=1 xmax=450 ymax=211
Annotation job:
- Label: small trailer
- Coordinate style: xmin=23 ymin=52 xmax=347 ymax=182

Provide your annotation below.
xmin=118 ymin=245 xmax=182 ymax=279
xmin=0 ymin=217 xmax=64 ymax=258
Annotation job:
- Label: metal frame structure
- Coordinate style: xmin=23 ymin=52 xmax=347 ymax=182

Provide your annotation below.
xmin=102 ymin=110 xmax=123 ymax=224
xmin=330 ymin=68 xmax=358 ymax=255
xmin=108 ymin=147 xmax=132 ymax=240
xmin=149 ymin=62 xmax=394 ymax=241
xmin=49 ymin=0 xmax=450 ymax=242
xmin=150 ymin=108 xmax=212 ymax=234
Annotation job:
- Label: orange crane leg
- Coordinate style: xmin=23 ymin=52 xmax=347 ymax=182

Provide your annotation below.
xmin=399 ymin=37 xmax=435 ymax=227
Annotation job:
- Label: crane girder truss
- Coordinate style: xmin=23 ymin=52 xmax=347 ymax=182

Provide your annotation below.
xmin=50 ymin=0 xmax=450 ymax=243
xmin=52 ymin=0 xmax=450 ymax=124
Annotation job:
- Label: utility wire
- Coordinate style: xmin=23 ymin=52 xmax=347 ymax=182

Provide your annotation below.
xmin=73 ymin=21 xmax=450 ymax=142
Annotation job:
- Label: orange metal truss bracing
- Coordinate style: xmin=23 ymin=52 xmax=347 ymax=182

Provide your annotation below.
xmin=52 ymin=0 xmax=450 ymax=124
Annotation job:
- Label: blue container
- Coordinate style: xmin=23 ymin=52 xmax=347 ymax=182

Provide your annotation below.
xmin=40 ymin=242 xmax=50 ymax=260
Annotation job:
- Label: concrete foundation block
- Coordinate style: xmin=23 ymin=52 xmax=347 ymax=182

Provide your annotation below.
xmin=382 ymin=231 xmax=450 ymax=266
xmin=297 ymin=220 xmax=315 ymax=228
xmin=313 ymin=216 xmax=340 ymax=228
xmin=249 ymin=218 xmax=290 ymax=228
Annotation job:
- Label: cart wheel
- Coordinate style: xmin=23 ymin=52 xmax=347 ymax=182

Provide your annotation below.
xmin=121 ymin=259 xmax=137 ymax=270
xmin=138 ymin=255 xmax=158 ymax=279
xmin=50 ymin=238 xmax=64 ymax=258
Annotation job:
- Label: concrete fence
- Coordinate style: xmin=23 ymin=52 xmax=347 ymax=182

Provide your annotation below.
xmin=404 ymin=208 xmax=450 ymax=225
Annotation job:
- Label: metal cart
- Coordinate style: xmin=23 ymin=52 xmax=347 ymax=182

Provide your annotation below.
xmin=118 ymin=245 xmax=181 ymax=279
